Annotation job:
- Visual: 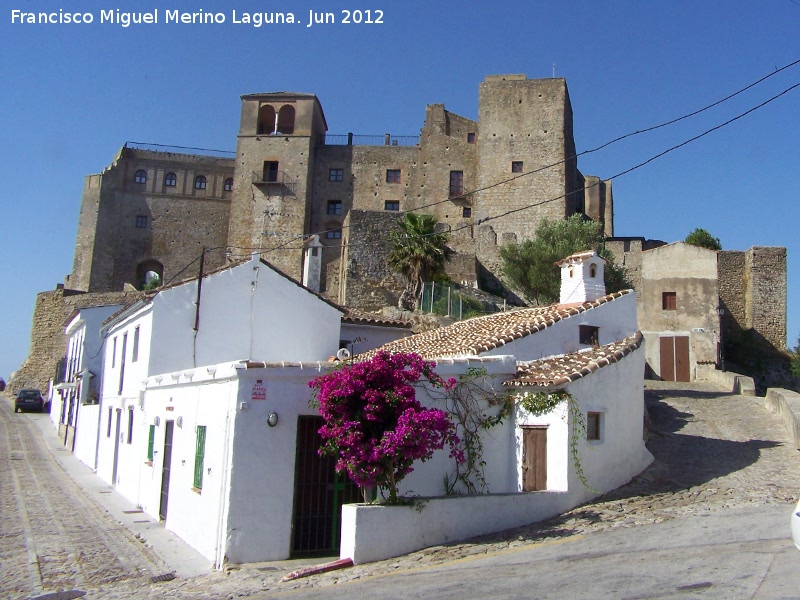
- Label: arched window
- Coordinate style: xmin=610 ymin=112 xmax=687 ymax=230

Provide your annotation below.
xmin=134 ymin=169 xmax=147 ymax=184
xmin=224 ymin=177 xmax=234 ymax=192
xmin=194 ymin=175 xmax=207 ymax=190
xmin=257 ymin=104 xmax=276 ymax=135
xmin=164 ymin=172 xmax=177 ymax=187
xmin=277 ymin=105 xmax=295 ymax=135
xmin=569 ymin=267 xmax=574 ymax=278
xmin=590 ymin=264 xmax=597 ymax=278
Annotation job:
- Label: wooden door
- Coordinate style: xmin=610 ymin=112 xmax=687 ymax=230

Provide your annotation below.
xmin=291 ymin=416 xmax=360 ymax=556
xmin=522 ymin=426 xmax=547 ymax=491
xmin=159 ymin=421 xmax=174 ymax=521
xmin=660 ymin=336 xmax=690 ymax=382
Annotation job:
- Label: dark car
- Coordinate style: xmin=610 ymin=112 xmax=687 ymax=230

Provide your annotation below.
xmin=15 ymin=389 xmax=44 ymax=413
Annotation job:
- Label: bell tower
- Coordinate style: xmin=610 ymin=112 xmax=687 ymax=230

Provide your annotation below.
xmin=227 ymin=92 xmax=327 ymax=279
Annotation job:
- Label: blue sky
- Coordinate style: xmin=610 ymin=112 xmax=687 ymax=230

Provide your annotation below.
xmin=2 ymin=0 xmax=799 ymax=379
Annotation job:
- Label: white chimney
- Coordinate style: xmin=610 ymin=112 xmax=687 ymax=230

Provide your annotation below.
xmin=555 ymin=251 xmax=606 ymax=304
xmin=302 ymin=235 xmax=323 ymax=292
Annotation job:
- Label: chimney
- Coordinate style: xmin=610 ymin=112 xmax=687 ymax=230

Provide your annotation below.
xmin=555 ymin=251 xmax=606 ymax=305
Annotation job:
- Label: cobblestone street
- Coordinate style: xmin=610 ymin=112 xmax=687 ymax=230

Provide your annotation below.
xmin=3 ymin=381 xmax=799 ymax=599
xmin=0 ymin=395 xmax=171 ymax=599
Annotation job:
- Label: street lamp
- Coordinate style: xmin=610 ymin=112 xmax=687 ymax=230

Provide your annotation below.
xmin=716 ymin=305 xmax=726 ymax=372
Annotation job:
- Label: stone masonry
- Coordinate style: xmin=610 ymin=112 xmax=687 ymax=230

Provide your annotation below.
xmin=12 ymin=289 xmax=142 ymax=394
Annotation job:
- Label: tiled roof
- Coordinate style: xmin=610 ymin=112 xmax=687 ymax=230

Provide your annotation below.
xmin=341 ymin=310 xmax=412 ymax=329
xmin=554 ymin=250 xmax=598 ymax=266
xmin=357 ymin=290 xmax=631 ymax=360
xmin=505 ymin=332 xmax=643 ymax=389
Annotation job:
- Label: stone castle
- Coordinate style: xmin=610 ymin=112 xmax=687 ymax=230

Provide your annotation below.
xmin=65 ymin=75 xmax=612 ymax=308
xmin=12 ymin=75 xmax=788 ymax=392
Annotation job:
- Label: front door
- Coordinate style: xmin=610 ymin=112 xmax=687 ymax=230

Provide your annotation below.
xmin=111 ymin=409 xmax=122 ymax=485
xmin=522 ymin=426 xmax=547 ymax=491
xmin=159 ymin=420 xmax=175 ymax=521
xmin=291 ymin=416 xmax=360 ymax=556
xmin=660 ymin=336 xmax=690 ymax=382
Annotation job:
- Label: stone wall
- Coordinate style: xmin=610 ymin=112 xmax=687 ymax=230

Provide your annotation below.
xmin=68 ymin=147 xmax=233 ymax=292
xmin=11 ymin=289 xmax=143 ymax=394
xmin=745 ymin=246 xmax=787 ymax=349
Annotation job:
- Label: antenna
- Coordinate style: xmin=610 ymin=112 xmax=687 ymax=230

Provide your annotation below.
xmin=552 ymin=62 xmax=556 ymax=78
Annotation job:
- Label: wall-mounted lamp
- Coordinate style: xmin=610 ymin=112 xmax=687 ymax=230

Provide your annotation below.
xmin=176 ymin=416 xmax=183 ymax=428
xmin=716 ymin=305 xmax=725 ymax=317
xmin=267 ymin=412 xmax=279 ymax=427
xmin=153 ymin=416 xmax=160 ymax=426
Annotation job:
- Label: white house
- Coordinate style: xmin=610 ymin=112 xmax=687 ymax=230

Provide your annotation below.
xmin=94 ymin=254 xmax=344 ymax=507
xmin=86 ymin=250 xmax=651 ymax=568
xmin=51 ymin=303 xmax=127 ymax=469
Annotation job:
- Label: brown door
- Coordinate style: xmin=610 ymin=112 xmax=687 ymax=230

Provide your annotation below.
xmin=660 ymin=336 xmax=690 ymax=382
xmin=291 ymin=416 xmax=360 ymax=556
xmin=522 ymin=426 xmax=547 ymax=491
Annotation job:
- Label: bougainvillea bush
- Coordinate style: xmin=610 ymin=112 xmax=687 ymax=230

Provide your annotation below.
xmin=309 ymin=351 xmax=464 ymax=504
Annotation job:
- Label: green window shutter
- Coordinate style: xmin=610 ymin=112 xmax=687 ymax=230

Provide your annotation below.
xmin=193 ymin=426 xmax=206 ymax=489
xmin=147 ymin=425 xmax=155 ymax=461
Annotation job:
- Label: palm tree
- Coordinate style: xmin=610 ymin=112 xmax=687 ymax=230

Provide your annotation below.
xmin=387 ymin=213 xmax=450 ymax=310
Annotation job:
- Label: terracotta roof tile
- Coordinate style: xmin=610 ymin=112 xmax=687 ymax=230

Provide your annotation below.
xmin=505 ymin=332 xmax=643 ymax=389
xmin=357 ymin=290 xmax=631 ymax=360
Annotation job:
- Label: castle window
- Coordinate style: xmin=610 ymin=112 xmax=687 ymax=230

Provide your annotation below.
xmin=224 ymin=178 xmax=233 ymax=191
xmin=590 ymin=264 xmax=597 ymax=278
xmin=257 ymin=104 xmax=276 ymax=135
xmin=579 ymin=325 xmax=599 ymax=347
xmin=384 ymin=201 xmax=400 ymax=211
xmin=462 ymin=207 xmax=472 ymax=218
xmin=386 ymin=169 xmax=401 ymax=184
xmin=263 ymin=161 xmax=279 ymax=183
xmin=327 ymin=200 xmax=342 ymax=215
xmin=662 ymin=292 xmax=677 ymax=311
xmin=449 ymin=171 xmax=464 ymax=197
xmin=134 ymin=169 xmax=147 ymax=184
xmin=135 ymin=215 xmax=148 ymax=229
xmin=194 ymin=175 xmax=207 ymax=190
xmin=277 ymin=105 xmax=295 ymax=135
xmin=329 ymin=168 xmax=344 ymax=182
xmin=467 ymin=132 xmax=476 ymax=143
xmin=164 ymin=172 xmax=177 ymax=187
xmin=325 ymin=229 xmax=342 ymax=240
xmin=512 ymin=161 xmax=524 ymax=173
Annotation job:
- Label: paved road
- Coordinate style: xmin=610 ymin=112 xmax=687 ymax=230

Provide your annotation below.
xmin=2 ymin=381 xmax=799 ymax=599
xmin=0 ymin=395 xmax=171 ymax=599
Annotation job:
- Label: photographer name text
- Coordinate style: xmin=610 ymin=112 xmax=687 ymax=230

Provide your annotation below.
xmin=10 ymin=8 xmax=384 ymax=28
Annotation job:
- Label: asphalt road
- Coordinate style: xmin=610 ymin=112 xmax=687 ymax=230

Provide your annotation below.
xmin=260 ymin=503 xmax=798 ymax=599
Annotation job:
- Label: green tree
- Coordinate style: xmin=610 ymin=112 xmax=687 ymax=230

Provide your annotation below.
xmin=499 ymin=214 xmax=629 ymax=305
xmin=387 ymin=212 xmax=450 ymax=310
xmin=685 ymin=228 xmax=722 ymax=251
xmin=791 ymin=336 xmax=800 ymax=380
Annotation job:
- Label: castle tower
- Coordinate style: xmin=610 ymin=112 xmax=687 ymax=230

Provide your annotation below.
xmin=227 ymin=93 xmax=328 ymax=280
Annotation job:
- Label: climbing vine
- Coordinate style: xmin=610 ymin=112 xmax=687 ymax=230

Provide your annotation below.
xmin=429 ymin=367 xmax=512 ymax=495
xmin=515 ymin=390 xmax=596 ymax=492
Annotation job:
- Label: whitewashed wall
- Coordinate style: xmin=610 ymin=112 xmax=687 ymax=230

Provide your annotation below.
xmin=341 ymin=344 xmax=653 ymax=564
xmin=341 ymin=323 xmax=411 ymax=356
xmin=148 ymin=255 xmax=342 ymax=375
xmin=485 ymin=292 xmax=637 ymax=361
xmin=138 ymin=373 xmax=238 ymax=564
xmin=225 ymin=364 xmax=330 ymax=563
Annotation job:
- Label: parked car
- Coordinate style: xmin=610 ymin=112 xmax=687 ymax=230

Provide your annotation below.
xmin=15 ymin=389 xmax=44 ymax=413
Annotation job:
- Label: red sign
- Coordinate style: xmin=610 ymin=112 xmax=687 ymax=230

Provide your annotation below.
xmin=251 ymin=380 xmax=266 ymax=401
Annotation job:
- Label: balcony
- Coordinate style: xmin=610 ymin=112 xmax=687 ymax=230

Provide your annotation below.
xmin=251 ymin=170 xmax=297 ymax=195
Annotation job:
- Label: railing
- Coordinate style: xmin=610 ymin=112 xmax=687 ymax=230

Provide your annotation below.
xmin=53 ymin=356 xmax=68 ymax=385
xmin=125 ymin=141 xmax=235 ymax=158
xmin=420 ymin=282 xmax=505 ymax=321
xmin=251 ymin=170 xmax=297 ymax=195
xmin=320 ymin=134 xmax=420 ymax=147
